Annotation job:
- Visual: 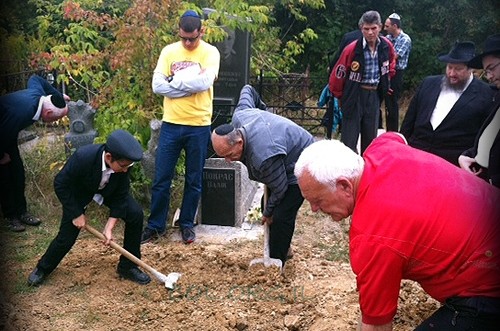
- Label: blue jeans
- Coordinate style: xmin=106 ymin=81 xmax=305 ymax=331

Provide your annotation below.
xmin=147 ymin=122 xmax=210 ymax=231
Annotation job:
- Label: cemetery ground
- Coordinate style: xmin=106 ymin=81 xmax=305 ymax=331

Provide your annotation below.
xmin=0 ymin=127 xmax=440 ymax=331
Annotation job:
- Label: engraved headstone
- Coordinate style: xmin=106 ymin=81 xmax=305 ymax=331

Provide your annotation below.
xmin=201 ymin=158 xmax=258 ymax=227
xmin=64 ymin=100 xmax=97 ymax=155
xmin=203 ymin=7 xmax=252 ymax=155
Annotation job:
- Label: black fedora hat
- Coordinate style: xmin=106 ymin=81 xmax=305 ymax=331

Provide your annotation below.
xmin=468 ymin=34 xmax=500 ymax=69
xmin=438 ymin=41 xmax=475 ymax=64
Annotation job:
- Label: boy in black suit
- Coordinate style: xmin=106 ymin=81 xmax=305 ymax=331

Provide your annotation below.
xmin=28 ymin=130 xmax=151 ymax=286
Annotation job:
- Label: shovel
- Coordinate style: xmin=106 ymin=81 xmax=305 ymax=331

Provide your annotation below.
xmin=249 ymin=186 xmax=283 ymax=272
xmin=84 ymin=224 xmax=181 ymax=289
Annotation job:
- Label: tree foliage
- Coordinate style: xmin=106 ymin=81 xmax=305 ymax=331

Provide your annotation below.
xmin=0 ymin=0 xmax=498 ymax=140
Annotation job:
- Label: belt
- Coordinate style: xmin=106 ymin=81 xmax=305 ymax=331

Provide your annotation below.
xmin=360 ymin=84 xmax=378 ymax=91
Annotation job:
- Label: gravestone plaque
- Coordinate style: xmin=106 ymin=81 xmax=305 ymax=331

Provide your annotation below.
xmin=203 ymin=7 xmax=251 ymax=128
xmin=212 ymin=27 xmax=251 ymax=103
xmin=202 ymin=168 xmax=235 ymax=226
xmin=201 ymin=158 xmax=258 ymax=227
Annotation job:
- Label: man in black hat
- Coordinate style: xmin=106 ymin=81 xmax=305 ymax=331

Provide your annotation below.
xmin=459 ymin=34 xmax=500 ymax=188
xmin=0 ymin=74 xmax=70 ymax=232
xmin=400 ymin=41 xmax=495 ymax=166
xmin=27 ymin=129 xmax=151 ymax=286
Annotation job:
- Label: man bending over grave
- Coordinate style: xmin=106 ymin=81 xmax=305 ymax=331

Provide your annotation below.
xmin=211 ymin=85 xmax=314 ymax=266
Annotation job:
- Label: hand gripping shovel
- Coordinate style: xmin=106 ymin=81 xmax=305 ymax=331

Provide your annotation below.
xmin=85 ymin=224 xmax=181 ymax=289
xmin=249 ymin=187 xmax=283 ymax=272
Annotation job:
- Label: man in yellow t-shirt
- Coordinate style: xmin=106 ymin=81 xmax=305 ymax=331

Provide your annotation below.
xmin=142 ymin=10 xmax=220 ymax=244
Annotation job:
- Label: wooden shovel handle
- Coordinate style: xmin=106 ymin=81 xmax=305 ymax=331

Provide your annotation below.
xmin=84 ymin=224 xmax=155 ymax=275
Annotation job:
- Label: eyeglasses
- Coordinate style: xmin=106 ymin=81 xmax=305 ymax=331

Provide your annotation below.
xmin=116 ymin=161 xmax=134 ymax=169
xmin=179 ymin=33 xmax=200 ymax=43
xmin=484 ymin=62 xmax=500 ymax=76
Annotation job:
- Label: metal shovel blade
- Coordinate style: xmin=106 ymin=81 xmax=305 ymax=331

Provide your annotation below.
xmin=85 ymin=224 xmax=181 ymax=290
xmin=249 ymin=222 xmax=283 ymax=272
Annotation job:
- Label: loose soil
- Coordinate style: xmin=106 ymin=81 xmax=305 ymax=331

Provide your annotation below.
xmin=1 ymin=204 xmax=439 ymax=331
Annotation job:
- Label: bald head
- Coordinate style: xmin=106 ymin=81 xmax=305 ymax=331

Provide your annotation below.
xmin=211 ymin=125 xmax=244 ymax=162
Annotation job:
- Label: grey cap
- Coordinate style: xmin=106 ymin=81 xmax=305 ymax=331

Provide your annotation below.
xmin=105 ymin=129 xmax=143 ymax=161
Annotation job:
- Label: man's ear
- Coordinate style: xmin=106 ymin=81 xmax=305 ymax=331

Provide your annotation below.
xmin=336 ymin=177 xmax=354 ymax=197
xmin=104 ymin=152 xmax=113 ymax=165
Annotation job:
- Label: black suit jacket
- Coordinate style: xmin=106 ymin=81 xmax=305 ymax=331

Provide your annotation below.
xmin=54 ymin=144 xmax=130 ymax=221
xmin=462 ymin=90 xmax=500 ymax=187
xmin=0 ymin=75 xmax=64 ymax=156
xmin=400 ymin=75 xmax=495 ymax=165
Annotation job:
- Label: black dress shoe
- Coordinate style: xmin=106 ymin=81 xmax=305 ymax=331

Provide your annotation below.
xmin=28 ymin=268 xmax=46 ymax=286
xmin=117 ymin=266 xmax=151 ymax=285
xmin=20 ymin=213 xmax=42 ymax=226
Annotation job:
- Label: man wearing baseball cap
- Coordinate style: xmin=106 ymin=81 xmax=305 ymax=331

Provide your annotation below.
xmin=0 ymin=74 xmax=70 ymax=232
xmin=27 ymin=129 xmax=151 ymax=286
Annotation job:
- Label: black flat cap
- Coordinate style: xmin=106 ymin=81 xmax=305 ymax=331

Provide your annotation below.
xmin=105 ymin=129 xmax=143 ymax=161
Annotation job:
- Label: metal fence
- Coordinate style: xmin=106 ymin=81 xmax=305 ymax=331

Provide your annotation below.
xmin=212 ymin=73 xmax=329 ymax=135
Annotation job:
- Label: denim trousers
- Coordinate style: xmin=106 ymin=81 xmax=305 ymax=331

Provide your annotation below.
xmin=147 ymin=122 xmax=210 ymax=231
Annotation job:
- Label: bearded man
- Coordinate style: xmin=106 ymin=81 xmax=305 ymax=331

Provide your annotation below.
xmin=400 ymin=41 xmax=495 ymax=166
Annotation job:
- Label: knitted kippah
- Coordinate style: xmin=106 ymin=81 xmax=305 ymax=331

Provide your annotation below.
xmin=214 ymin=124 xmax=235 ymax=135
xmin=181 ymin=10 xmax=200 ymax=18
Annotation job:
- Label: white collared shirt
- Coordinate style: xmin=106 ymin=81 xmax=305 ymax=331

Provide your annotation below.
xmin=32 ymin=96 xmax=45 ymax=121
xmin=93 ymin=151 xmax=114 ymax=205
xmin=430 ymin=74 xmax=473 ymax=130
xmin=476 ymin=106 xmax=500 ymax=168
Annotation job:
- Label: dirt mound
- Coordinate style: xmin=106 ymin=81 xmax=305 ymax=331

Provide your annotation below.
xmin=1 ymin=207 xmax=438 ymax=330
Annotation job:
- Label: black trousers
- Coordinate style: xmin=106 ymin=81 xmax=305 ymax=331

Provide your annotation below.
xmin=384 ymin=69 xmax=404 ymax=132
xmin=415 ymin=296 xmax=500 ymax=331
xmin=36 ymin=195 xmax=144 ymax=274
xmin=341 ymin=88 xmax=379 ymax=154
xmin=264 ymin=184 xmax=304 ymax=264
xmin=0 ymin=142 xmax=27 ymax=218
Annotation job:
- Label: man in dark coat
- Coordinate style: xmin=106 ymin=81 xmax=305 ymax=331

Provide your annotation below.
xmin=27 ymin=130 xmax=151 ymax=286
xmin=0 ymin=74 xmax=69 ymax=232
xmin=400 ymin=41 xmax=495 ymax=166
xmin=459 ymin=34 xmax=500 ymax=188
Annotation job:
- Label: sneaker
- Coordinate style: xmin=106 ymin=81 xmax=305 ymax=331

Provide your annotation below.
xmin=180 ymin=227 xmax=195 ymax=244
xmin=6 ymin=218 xmax=26 ymax=232
xmin=141 ymin=227 xmax=165 ymax=244
xmin=20 ymin=212 xmax=41 ymax=226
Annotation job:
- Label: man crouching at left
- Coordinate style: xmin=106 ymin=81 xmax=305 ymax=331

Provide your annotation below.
xmin=28 ymin=129 xmax=151 ymax=286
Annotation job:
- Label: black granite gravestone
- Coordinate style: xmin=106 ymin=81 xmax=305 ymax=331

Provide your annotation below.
xmin=202 ymin=167 xmax=236 ymax=226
